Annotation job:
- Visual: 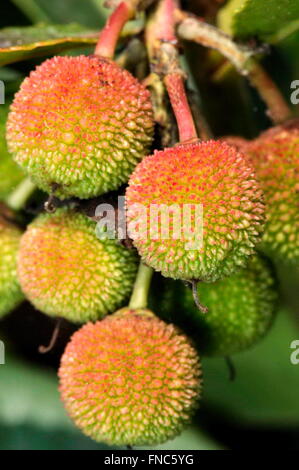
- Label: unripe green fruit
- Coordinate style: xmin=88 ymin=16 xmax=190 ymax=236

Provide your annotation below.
xmin=6 ymin=55 xmax=154 ymax=199
xmin=17 ymin=208 xmax=138 ymax=323
xmin=59 ymin=308 xmax=202 ymax=446
xmin=0 ymin=105 xmax=24 ymax=201
xmin=126 ymin=140 xmax=265 ymax=282
xmin=151 ymin=255 xmax=277 ymax=356
xmin=0 ymin=215 xmax=24 ymax=318
xmin=245 ymin=120 xmax=299 ymax=263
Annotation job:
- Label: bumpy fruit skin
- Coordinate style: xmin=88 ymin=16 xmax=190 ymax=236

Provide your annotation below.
xmin=6 ymin=55 xmax=154 ymax=199
xmin=150 ymin=256 xmax=277 ymax=356
xmin=182 ymin=256 xmax=276 ymax=356
xmin=59 ymin=308 xmax=202 ymax=446
xmin=0 ymin=105 xmax=24 ymax=200
xmin=126 ymin=141 xmax=265 ymax=282
xmin=220 ymin=135 xmax=248 ymax=152
xmin=17 ymin=209 xmax=138 ymax=323
xmin=0 ymin=216 xmax=24 ymax=318
xmin=245 ymin=121 xmax=299 ymax=263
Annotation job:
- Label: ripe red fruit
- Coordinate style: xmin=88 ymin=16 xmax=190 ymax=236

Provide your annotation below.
xmin=7 ymin=55 xmax=154 ymax=199
xmin=59 ymin=308 xmax=202 ymax=446
xmin=126 ymin=140 xmax=265 ymax=282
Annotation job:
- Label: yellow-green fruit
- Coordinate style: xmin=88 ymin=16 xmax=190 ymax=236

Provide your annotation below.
xmin=6 ymin=55 xmax=154 ymax=199
xmin=152 ymin=256 xmax=277 ymax=356
xmin=17 ymin=209 xmax=138 ymax=323
xmin=0 ymin=105 xmax=24 ymax=200
xmin=59 ymin=308 xmax=202 ymax=446
xmin=0 ymin=216 xmax=24 ymax=318
xmin=245 ymin=120 xmax=299 ymax=263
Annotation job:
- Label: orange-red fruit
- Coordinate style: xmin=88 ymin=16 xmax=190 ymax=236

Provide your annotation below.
xmin=245 ymin=120 xmax=299 ymax=262
xmin=6 ymin=55 xmax=154 ymax=199
xmin=126 ymin=140 xmax=265 ymax=282
xmin=59 ymin=308 xmax=202 ymax=446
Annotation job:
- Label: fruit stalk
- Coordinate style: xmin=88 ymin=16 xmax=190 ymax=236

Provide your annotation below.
xmin=95 ymin=1 xmax=135 ymax=58
xmin=5 ymin=177 xmax=36 ymax=211
xmin=142 ymin=73 xmax=175 ymax=147
xmin=128 ymin=262 xmax=153 ymax=309
xmin=246 ymin=60 xmax=292 ymax=124
xmin=177 ymin=13 xmax=292 ymax=124
xmin=146 ymin=0 xmax=198 ymax=142
xmin=164 ymin=73 xmax=198 ymax=142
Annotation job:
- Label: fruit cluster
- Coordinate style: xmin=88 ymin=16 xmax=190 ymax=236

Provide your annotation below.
xmin=0 ymin=0 xmax=297 ymax=448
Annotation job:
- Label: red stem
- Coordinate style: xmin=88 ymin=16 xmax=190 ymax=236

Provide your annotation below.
xmin=157 ymin=0 xmax=177 ymax=42
xmin=157 ymin=0 xmax=197 ymax=142
xmin=165 ymin=73 xmax=197 ymax=142
xmin=95 ymin=1 xmax=133 ymax=59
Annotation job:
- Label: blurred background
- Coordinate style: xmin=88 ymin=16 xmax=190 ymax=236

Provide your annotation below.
xmin=0 ymin=0 xmax=299 ymax=450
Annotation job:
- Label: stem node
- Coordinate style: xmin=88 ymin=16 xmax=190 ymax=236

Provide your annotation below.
xmin=95 ymin=1 xmax=135 ymax=59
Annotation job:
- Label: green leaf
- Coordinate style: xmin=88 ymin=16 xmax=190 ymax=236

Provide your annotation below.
xmin=0 ymin=18 xmax=144 ymax=67
xmin=203 ymin=308 xmax=299 ymax=426
xmin=0 ymin=352 xmax=116 ymax=449
xmin=218 ymin=0 xmax=299 ymax=43
xmin=0 ymin=354 xmax=68 ymax=429
xmin=0 ymin=23 xmax=100 ymax=66
xmin=12 ymin=0 xmax=109 ymax=28
xmin=141 ymin=427 xmax=224 ymax=450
